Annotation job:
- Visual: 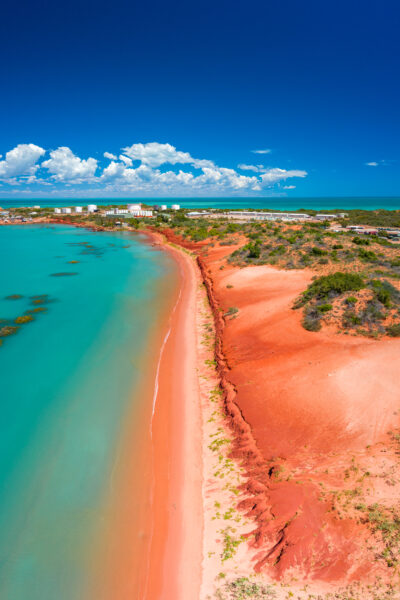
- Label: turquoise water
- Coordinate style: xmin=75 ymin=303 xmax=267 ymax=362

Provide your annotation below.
xmin=0 ymin=225 xmax=177 ymax=600
xmin=1 ymin=196 xmax=400 ymax=210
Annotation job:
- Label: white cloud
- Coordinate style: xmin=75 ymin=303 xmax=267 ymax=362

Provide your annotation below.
xmin=101 ymin=160 xmax=127 ymax=180
xmin=42 ymin=147 xmax=98 ymax=182
xmin=122 ymin=142 xmax=194 ymax=167
xmin=238 ymin=163 xmax=263 ymax=172
xmin=251 ymin=149 xmax=271 ymax=154
xmin=0 ymin=143 xmax=45 ymax=180
xmin=119 ymin=154 xmax=133 ymax=166
xmin=261 ymin=168 xmax=307 ymax=184
xmin=283 ymin=185 xmax=296 ymax=189
xmin=0 ymin=140 xmax=307 ymax=196
xmin=365 ymin=160 xmax=392 ymax=167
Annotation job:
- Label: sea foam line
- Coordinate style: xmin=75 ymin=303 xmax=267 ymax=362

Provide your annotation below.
xmin=150 ymin=286 xmax=182 ymax=435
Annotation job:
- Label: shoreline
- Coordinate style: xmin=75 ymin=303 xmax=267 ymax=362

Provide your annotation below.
xmin=143 ymin=232 xmax=204 ymax=599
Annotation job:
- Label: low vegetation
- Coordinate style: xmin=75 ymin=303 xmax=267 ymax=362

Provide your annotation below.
xmin=293 ymin=272 xmax=400 ymax=335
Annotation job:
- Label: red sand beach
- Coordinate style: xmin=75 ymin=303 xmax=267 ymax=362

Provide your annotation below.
xmin=86 ymin=234 xmax=203 ymax=600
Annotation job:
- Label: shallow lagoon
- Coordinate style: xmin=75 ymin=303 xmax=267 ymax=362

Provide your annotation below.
xmin=0 ymin=225 xmax=177 ymax=600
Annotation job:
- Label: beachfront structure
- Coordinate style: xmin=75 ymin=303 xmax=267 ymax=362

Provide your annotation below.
xmin=160 ymin=204 xmax=167 ymax=210
xmin=223 ymin=211 xmax=311 ymax=222
xmin=171 ymin=204 xmax=180 ymax=210
xmin=61 ymin=207 xmax=72 ymax=214
xmin=87 ymin=204 xmax=97 ymax=213
xmin=54 ymin=208 xmax=62 ymax=214
xmin=127 ymin=203 xmax=142 ymax=212
xmin=75 ymin=206 xmax=83 ymax=213
xmin=105 ymin=209 xmax=153 ymax=218
xmin=314 ymin=214 xmax=336 ymax=220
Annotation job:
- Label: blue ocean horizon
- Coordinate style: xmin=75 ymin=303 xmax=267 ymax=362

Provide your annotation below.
xmin=1 ymin=196 xmax=400 ymax=211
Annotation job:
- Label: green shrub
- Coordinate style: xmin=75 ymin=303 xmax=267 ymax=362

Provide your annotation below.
xmin=352 ymin=236 xmax=370 ymax=245
xmin=342 ymin=310 xmax=362 ymax=328
xmin=225 ymin=306 xmax=239 ymax=317
xmin=310 ymin=246 xmax=328 ymax=256
xmin=345 ymin=296 xmax=357 ymax=305
xmin=317 ymin=303 xmax=333 ymax=313
xmin=300 ymin=272 xmax=365 ymax=304
xmin=358 ymin=248 xmax=377 ymax=262
xmin=332 ymin=243 xmax=343 ymax=250
xmin=370 ymin=279 xmax=399 ymax=308
xmin=244 ymin=241 xmax=261 ymax=259
xmin=269 ymin=244 xmax=286 ymax=256
xmin=386 ymin=323 xmax=400 ymax=337
xmin=302 ymin=305 xmax=322 ymax=331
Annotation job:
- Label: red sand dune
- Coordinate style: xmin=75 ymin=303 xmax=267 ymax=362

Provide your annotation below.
xmin=164 ymin=229 xmax=400 ymax=587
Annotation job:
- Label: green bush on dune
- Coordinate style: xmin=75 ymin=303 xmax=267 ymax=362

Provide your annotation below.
xmin=297 ymin=272 xmax=365 ymax=306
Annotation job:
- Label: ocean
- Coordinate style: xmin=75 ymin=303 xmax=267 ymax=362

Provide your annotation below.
xmin=1 ymin=197 xmax=400 ymax=211
xmin=0 ymin=224 xmax=178 ymax=599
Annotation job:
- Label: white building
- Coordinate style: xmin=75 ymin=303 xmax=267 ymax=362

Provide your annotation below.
xmin=171 ymin=204 xmax=180 ymax=210
xmin=61 ymin=207 xmax=72 ymax=214
xmin=75 ymin=206 xmax=83 ymax=213
xmin=315 ymin=214 xmax=336 ymax=221
xmin=225 ymin=211 xmax=310 ymax=222
xmin=54 ymin=208 xmax=62 ymax=214
xmin=87 ymin=204 xmax=97 ymax=213
xmin=160 ymin=205 xmax=167 ymax=210
xmin=127 ymin=203 xmax=142 ymax=212
xmin=105 ymin=209 xmax=153 ymax=218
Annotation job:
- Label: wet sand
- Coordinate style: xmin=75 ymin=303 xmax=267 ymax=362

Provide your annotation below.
xmin=86 ymin=234 xmax=203 ymax=600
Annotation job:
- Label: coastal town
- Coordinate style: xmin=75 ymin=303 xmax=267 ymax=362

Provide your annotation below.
xmin=2 ymin=203 xmax=400 ymax=240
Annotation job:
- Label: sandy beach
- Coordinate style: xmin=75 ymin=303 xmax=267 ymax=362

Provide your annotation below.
xmin=143 ymin=238 xmax=204 ymax=600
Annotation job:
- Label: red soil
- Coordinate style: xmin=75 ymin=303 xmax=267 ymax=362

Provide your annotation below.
xmin=163 ymin=229 xmax=400 ymax=587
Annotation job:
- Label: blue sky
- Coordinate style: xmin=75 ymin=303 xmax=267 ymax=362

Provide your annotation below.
xmin=0 ymin=0 xmax=399 ymax=198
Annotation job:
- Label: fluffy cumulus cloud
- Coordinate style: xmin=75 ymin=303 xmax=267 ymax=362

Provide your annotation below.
xmin=0 ymin=143 xmax=45 ymax=180
xmin=0 ymin=141 xmax=307 ymax=195
xmin=237 ymin=163 xmax=264 ymax=172
xmin=104 ymin=151 xmax=117 ymax=160
xmin=42 ymin=147 xmax=98 ymax=182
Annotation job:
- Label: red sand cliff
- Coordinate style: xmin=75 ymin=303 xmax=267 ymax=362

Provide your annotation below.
xmin=161 ymin=229 xmax=400 ymax=588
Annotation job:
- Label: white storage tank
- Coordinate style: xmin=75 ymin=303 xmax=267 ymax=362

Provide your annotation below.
xmin=87 ymin=204 xmax=97 ymax=213
xmin=161 ymin=205 xmax=167 ymax=210
xmin=127 ymin=203 xmax=142 ymax=212
xmin=75 ymin=206 xmax=83 ymax=213
xmin=54 ymin=208 xmax=61 ymax=214
xmin=171 ymin=204 xmax=180 ymax=210
xmin=61 ymin=207 xmax=72 ymax=214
